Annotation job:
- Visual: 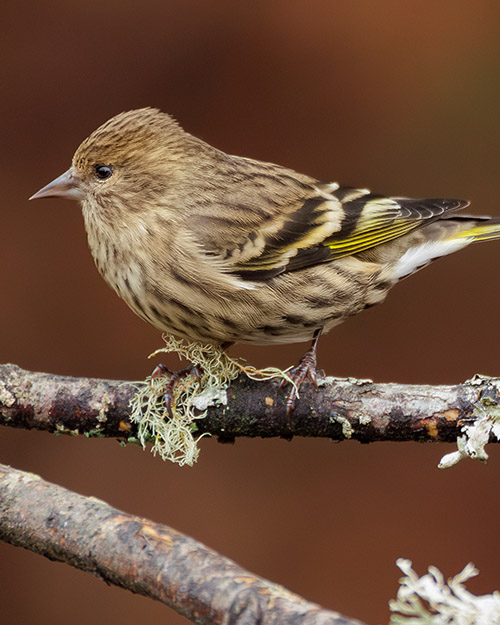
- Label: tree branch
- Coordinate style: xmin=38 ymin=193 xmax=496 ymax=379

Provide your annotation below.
xmin=0 ymin=462 xmax=365 ymax=625
xmin=1 ymin=363 xmax=499 ymax=444
xmin=2 ymin=364 xmax=499 ymax=623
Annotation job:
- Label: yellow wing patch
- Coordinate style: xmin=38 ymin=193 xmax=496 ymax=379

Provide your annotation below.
xmin=232 ymin=188 xmax=469 ymax=280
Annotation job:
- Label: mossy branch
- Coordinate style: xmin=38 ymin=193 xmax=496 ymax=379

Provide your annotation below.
xmin=1 ymin=362 xmax=500 ymax=468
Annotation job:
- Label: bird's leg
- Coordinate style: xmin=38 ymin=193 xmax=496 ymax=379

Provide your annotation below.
xmin=279 ymin=329 xmax=322 ymax=419
xmin=151 ymin=342 xmax=234 ymax=418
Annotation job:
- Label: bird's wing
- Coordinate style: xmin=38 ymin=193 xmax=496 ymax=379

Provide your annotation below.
xmin=226 ymin=184 xmax=469 ymax=281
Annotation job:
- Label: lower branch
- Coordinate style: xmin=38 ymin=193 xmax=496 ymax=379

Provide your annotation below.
xmin=0 ymin=463 xmax=364 ymax=625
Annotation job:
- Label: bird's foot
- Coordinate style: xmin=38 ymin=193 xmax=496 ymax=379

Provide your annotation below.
xmin=278 ymin=329 xmax=322 ymax=422
xmin=279 ymin=347 xmax=318 ymax=420
xmin=151 ymin=363 xmax=202 ymax=418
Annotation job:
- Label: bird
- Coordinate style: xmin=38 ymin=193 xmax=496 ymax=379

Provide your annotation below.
xmin=30 ymin=107 xmax=500 ymax=413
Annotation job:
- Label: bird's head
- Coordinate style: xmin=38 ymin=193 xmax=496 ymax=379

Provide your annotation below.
xmin=30 ymin=108 xmax=190 ymax=212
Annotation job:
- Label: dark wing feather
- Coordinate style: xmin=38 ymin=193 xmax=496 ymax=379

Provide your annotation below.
xmin=231 ymin=184 xmax=469 ymax=281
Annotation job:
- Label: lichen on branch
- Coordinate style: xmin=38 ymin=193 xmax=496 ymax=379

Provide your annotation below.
xmin=129 ymin=334 xmax=294 ymax=465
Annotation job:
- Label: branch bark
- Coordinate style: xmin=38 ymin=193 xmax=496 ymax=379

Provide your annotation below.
xmin=2 ymin=364 xmax=499 ymax=623
xmin=0 ymin=363 xmax=499 ymax=444
xmin=0 ymin=462 xmax=365 ymax=625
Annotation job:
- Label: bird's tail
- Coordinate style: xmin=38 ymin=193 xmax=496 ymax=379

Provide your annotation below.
xmin=450 ymin=217 xmax=500 ymax=243
xmin=391 ymin=216 xmax=500 ymax=280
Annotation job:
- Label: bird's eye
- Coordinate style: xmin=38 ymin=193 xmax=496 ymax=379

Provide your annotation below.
xmin=94 ymin=164 xmax=113 ymax=180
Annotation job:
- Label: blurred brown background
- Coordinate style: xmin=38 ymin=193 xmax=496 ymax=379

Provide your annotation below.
xmin=1 ymin=1 xmax=500 ymax=623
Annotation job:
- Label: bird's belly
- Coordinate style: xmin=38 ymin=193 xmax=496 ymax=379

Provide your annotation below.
xmin=98 ymin=251 xmax=386 ymax=347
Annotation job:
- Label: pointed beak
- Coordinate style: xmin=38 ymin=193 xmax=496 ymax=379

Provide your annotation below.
xmin=29 ymin=168 xmax=83 ymax=201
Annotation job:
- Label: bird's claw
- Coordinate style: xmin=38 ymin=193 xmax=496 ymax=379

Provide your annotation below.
xmin=151 ymin=363 xmax=202 ymax=418
xmin=151 ymin=364 xmax=169 ymax=378
xmin=276 ymin=329 xmax=322 ymax=425
xmin=278 ymin=346 xmax=318 ymax=422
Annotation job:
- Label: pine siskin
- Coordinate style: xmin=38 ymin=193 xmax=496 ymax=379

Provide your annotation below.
xmin=30 ymin=108 xmax=500 ymax=407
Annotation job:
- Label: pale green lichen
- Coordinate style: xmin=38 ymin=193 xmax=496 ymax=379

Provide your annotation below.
xmin=54 ymin=424 xmax=80 ymax=437
xmin=92 ymin=393 xmax=112 ymax=423
xmin=358 ymin=412 xmax=372 ymax=426
xmin=317 ymin=375 xmax=373 ymax=387
xmin=390 ymin=558 xmax=500 ymax=624
xmin=0 ymin=382 xmax=15 ymax=408
xmin=129 ymin=334 xmax=294 ymax=466
xmin=331 ymin=414 xmax=354 ymax=438
xmin=439 ymin=379 xmax=500 ymax=469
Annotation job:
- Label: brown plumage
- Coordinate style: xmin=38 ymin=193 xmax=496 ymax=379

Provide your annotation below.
xmin=30 ymin=108 xmax=500 ymax=395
